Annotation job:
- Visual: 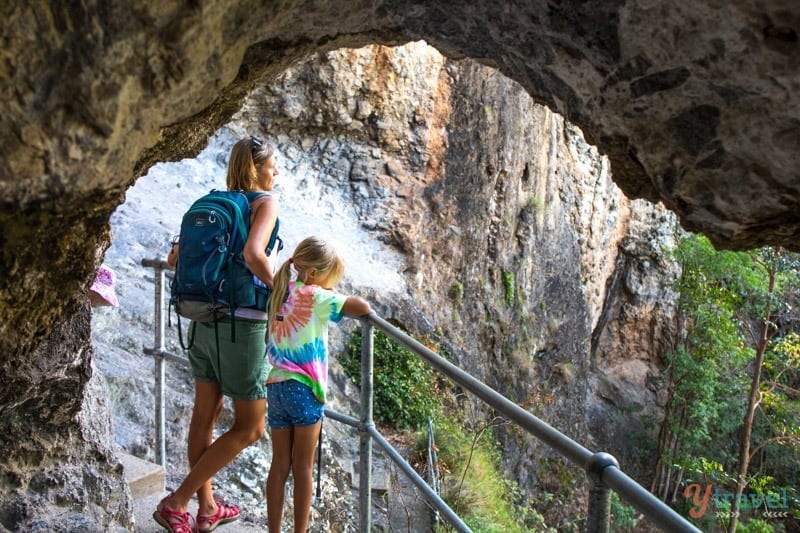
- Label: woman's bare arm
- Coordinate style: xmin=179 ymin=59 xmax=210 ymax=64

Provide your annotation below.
xmin=243 ymin=195 xmax=279 ymax=288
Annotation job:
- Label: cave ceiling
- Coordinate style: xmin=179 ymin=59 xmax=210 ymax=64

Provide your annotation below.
xmin=0 ymin=1 xmax=798 ymax=357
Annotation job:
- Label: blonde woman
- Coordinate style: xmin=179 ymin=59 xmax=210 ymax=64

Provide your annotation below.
xmin=156 ymin=137 xmax=280 ymax=533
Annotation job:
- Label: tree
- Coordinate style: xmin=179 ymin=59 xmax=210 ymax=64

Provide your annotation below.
xmin=728 ymin=248 xmax=800 ymax=533
xmin=652 ymin=235 xmax=750 ymax=506
xmin=654 ymin=236 xmax=800 ymax=531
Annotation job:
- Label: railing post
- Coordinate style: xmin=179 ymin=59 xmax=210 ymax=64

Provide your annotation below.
xmin=427 ymin=417 xmax=441 ymax=526
xmin=585 ymin=452 xmax=618 ymax=533
xmin=153 ymin=265 xmax=167 ymax=469
xmin=358 ymin=319 xmax=374 ymax=533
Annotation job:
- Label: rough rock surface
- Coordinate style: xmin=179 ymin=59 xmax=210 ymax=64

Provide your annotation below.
xmin=0 ymin=1 xmax=797 ymax=529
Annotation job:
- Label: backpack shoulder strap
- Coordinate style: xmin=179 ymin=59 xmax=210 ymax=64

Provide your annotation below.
xmin=267 ymin=218 xmax=281 ymax=255
xmin=244 ymin=191 xmax=271 ymax=203
xmin=242 ymin=192 xmax=280 ymax=253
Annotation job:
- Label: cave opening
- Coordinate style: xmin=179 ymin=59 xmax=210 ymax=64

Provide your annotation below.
xmin=92 ymin=40 xmax=630 ymax=530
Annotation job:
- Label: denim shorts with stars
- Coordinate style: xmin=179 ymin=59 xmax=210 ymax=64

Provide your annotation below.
xmin=267 ymin=379 xmax=324 ymax=429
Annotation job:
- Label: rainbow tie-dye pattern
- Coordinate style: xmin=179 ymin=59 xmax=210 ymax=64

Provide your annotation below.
xmin=267 ymin=281 xmax=347 ymax=402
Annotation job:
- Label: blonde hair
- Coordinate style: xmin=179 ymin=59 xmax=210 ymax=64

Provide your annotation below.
xmin=226 ymin=137 xmax=275 ymax=191
xmin=269 ymin=236 xmax=346 ymax=323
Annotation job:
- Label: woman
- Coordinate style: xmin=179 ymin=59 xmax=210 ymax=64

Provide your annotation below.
xmin=156 ymin=137 xmax=280 ymax=533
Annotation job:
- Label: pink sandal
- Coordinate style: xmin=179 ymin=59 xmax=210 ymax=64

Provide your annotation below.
xmin=153 ymin=495 xmax=197 ymax=533
xmin=196 ymin=497 xmax=240 ymax=533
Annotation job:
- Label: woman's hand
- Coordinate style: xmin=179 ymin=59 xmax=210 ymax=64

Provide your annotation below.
xmin=167 ymin=243 xmax=179 ymax=268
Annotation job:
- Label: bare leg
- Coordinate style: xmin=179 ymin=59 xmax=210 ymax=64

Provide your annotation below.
xmin=188 ymin=380 xmax=224 ymax=515
xmin=291 ymin=421 xmax=322 ymax=532
xmin=168 ymin=396 xmax=266 ymax=511
xmin=266 ymin=427 xmax=293 ymax=533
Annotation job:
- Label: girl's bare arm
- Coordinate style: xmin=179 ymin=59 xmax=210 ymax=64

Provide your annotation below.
xmin=343 ymin=296 xmax=371 ymax=317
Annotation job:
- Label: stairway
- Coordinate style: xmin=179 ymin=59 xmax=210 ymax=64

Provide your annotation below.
xmin=121 ymin=453 xmax=165 ymax=501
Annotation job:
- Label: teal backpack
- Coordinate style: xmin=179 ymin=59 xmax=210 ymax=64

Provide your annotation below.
xmin=170 ymin=189 xmax=281 ymax=349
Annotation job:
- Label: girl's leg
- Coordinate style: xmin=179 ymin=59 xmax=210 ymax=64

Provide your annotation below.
xmin=266 ymin=427 xmax=293 ymax=533
xmin=171 ymin=397 xmax=266 ymax=510
xmin=291 ymin=421 xmax=322 ymax=533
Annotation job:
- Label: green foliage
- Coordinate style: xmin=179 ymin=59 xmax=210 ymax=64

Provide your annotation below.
xmin=449 ymin=280 xmax=464 ymax=307
xmin=656 ymin=234 xmax=800 ymax=529
xmin=610 ymin=492 xmax=639 ymax=531
xmin=662 ymin=236 xmax=766 ymax=466
xmin=681 ymin=456 xmax=735 ymax=486
xmin=526 ymin=197 xmax=546 ymax=213
xmin=344 ymin=326 xmax=549 ymax=530
xmin=673 ymin=234 xmax=758 ymax=310
xmin=502 ymin=270 xmax=515 ymax=307
xmin=761 ymin=332 xmax=800 ymax=433
xmin=342 ymin=328 xmax=440 ymax=430
xmin=736 ymin=518 xmax=779 ymax=533
xmin=665 ymin=344 xmax=747 ymax=465
xmin=425 ymin=415 xmax=549 ymax=532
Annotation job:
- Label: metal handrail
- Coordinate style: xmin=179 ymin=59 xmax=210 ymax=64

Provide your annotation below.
xmin=361 ymin=312 xmax=701 ymax=533
xmin=140 ymin=257 xmax=700 ymax=533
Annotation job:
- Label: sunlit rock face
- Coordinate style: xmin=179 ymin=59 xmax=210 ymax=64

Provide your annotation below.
xmin=0 ymin=1 xmax=797 ymax=528
xmin=236 ymin=44 xmax=681 ymax=517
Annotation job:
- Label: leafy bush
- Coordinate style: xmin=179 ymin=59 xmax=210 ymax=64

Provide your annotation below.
xmin=610 ymin=492 xmax=639 ymax=531
xmin=342 ymin=328 xmax=440 ymax=429
xmin=736 ymin=518 xmax=779 ymax=533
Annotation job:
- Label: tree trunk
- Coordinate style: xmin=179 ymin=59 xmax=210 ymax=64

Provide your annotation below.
xmin=652 ymin=353 xmax=680 ymax=496
xmin=728 ymin=266 xmax=776 ymax=533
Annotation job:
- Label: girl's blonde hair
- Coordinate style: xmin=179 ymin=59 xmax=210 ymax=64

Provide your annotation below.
xmin=226 ymin=137 xmax=275 ymax=191
xmin=269 ymin=236 xmax=345 ymax=323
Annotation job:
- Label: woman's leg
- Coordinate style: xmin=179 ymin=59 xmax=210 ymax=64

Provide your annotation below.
xmin=188 ymin=380 xmax=223 ymax=515
xmin=170 ymin=397 xmax=266 ymax=510
xmin=266 ymin=427 xmax=293 ymax=533
xmin=158 ymin=379 xmax=223 ymax=515
xmin=291 ymin=421 xmax=322 ymax=532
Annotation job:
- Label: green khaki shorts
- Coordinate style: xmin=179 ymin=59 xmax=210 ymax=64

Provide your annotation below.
xmin=188 ymin=319 xmax=268 ymax=400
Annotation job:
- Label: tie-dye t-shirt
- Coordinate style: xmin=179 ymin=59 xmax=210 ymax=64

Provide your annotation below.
xmin=267 ymin=281 xmax=348 ymax=403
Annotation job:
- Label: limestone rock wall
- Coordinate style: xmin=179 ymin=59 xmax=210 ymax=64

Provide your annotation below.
xmin=237 ymin=45 xmax=679 ymax=522
xmin=0 ymin=304 xmax=132 ymax=530
xmin=365 ymin=57 xmax=680 ymax=504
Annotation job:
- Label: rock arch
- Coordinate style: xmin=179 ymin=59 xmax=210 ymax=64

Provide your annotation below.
xmin=0 ymin=2 xmax=798 ymax=528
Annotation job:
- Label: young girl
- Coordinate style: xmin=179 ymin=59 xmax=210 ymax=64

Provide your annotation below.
xmin=265 ymin=236 xmax=371 ymax=532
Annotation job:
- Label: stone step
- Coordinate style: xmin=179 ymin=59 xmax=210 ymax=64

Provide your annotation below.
xmin=350 ymin=460 xmax=391 ymax=494
xmin=120 ymin=452 xmax=165 ymax=501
